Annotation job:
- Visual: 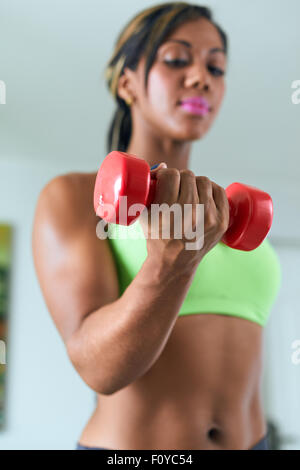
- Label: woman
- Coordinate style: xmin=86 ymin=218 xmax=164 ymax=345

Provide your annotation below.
xmin=32 ymin=2 xmax=281 ymax=450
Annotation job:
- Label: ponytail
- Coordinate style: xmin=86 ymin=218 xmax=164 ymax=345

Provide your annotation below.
xmin=107 ymin=103 xmax=132 ymax=153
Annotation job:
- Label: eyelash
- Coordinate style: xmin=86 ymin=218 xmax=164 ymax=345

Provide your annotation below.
xmin=164 ymin=59 xmax=225 ymax=77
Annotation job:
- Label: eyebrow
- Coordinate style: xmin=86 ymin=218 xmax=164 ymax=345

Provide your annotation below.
xmin=164 ymin=39 xmax=225 ymax=55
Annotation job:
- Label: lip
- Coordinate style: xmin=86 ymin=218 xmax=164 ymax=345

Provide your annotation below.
xmin=179 ymin=102 xmax=210 ymax=116
xmin=180 ymin=96 xmax=209 ymax=106
xmin=178 ymin=96 xmax=211 ymax=115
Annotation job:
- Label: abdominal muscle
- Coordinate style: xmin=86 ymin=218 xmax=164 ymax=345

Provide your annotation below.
xmin=78 ymin=313 xmax=266 ymax=450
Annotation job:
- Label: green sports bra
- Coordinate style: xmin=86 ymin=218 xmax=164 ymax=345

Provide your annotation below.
xmin=106 ymin=221 xmax=281 ymax=327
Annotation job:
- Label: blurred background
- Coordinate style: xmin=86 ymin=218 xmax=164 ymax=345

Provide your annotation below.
xmin=0 ymin=0 xmax=299 ymax=450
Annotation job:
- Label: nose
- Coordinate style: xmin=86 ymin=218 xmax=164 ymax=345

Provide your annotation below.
xmin=184 ymin=62 xmax=210 ymax=90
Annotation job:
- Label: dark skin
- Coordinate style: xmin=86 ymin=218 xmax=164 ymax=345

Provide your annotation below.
xmin=32 ymin=18 xmax=267 ymax=449
xmin=121 ymin=17 xmax=226 ymax=169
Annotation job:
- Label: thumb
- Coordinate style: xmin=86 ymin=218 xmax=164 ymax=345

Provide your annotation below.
xmin=150 ymin=162 xmax=167 ymax=174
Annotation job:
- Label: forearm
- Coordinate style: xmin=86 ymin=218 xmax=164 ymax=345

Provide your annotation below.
xmin=67 ymin=254 xmax=199 ymax=395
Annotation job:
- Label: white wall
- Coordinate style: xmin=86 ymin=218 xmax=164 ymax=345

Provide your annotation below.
xmin=0 ymin=158 xmax=95 ymax=450
xmin=263 ymin=244 xmax=300 ymax=450
xmin=0 ymin=0 xmax=299 ymax=449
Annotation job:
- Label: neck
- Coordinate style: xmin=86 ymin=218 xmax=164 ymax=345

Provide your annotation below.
xmin=126 ymin=114 xmax=192 ymax=170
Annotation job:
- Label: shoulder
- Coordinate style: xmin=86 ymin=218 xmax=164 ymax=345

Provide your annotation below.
xmin=34 ymin=171 xmax=98 ymax=238
xmin=38 ymin=171 xmax=97 ymax=211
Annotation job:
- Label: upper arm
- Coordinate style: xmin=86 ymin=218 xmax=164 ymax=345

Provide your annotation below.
xmin=32 ymin=174 xmax=119 ymax=344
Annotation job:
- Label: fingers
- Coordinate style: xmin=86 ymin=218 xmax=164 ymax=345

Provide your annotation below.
xmin=150 ymin=166 xmax=228 ymax=231
xmin=152 ymin=167 xmax=181 ymax=206
xmin=211 ymin=181 xmax=230 ymax=231
xmin=195 ymin=176 xmax=214 ymax=206
xmin=178 ymin=170 xmax=199 ymax=204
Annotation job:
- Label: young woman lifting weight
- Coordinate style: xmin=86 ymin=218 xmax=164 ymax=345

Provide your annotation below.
xmin=32 ymin=2 xmax=281 ymax=450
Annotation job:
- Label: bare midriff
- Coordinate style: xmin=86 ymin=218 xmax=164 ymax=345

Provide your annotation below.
xmin=78 ymin=313 xmax=266 ymax=450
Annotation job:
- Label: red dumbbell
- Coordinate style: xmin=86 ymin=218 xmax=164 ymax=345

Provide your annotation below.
xmin=94 ymin=151 xmax=273 ymax=251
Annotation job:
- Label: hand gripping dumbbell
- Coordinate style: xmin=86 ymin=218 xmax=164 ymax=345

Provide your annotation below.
xmin=93 ymin=151 xmax=273 ymax=251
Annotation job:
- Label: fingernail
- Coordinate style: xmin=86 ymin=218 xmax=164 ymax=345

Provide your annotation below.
xmin=150 ymin=164 xmax=159 ymax=170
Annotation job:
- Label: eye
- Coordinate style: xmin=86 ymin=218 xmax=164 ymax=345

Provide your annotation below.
xmin=164 ymin=59 xmax=188 ymax=68
xmin=163 ymin=59 xmax=225 ymax=76
xmin=208 ymin=65 xmax=225 ymax=77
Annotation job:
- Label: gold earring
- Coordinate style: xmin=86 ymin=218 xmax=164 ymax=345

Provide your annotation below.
xmin=125 ymin=96 xmax=133 ymax=107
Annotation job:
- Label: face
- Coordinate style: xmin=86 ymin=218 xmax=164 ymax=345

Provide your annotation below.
xmin=120 ymin=17 xmax=227 ymax=141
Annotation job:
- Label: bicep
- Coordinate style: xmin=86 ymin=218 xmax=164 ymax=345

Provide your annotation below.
xmin=32 ymin=176 xmax=119 ymax=343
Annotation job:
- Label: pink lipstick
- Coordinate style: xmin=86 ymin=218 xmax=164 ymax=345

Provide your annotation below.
xmin=180 ymin=102 xmax=209 ymax=116
xmin=179 ymin=96 xmax=210 ymax=116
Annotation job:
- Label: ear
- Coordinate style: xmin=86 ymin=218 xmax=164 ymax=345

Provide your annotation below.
xmin=117 ymin=67 xmax=136 ymax=102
